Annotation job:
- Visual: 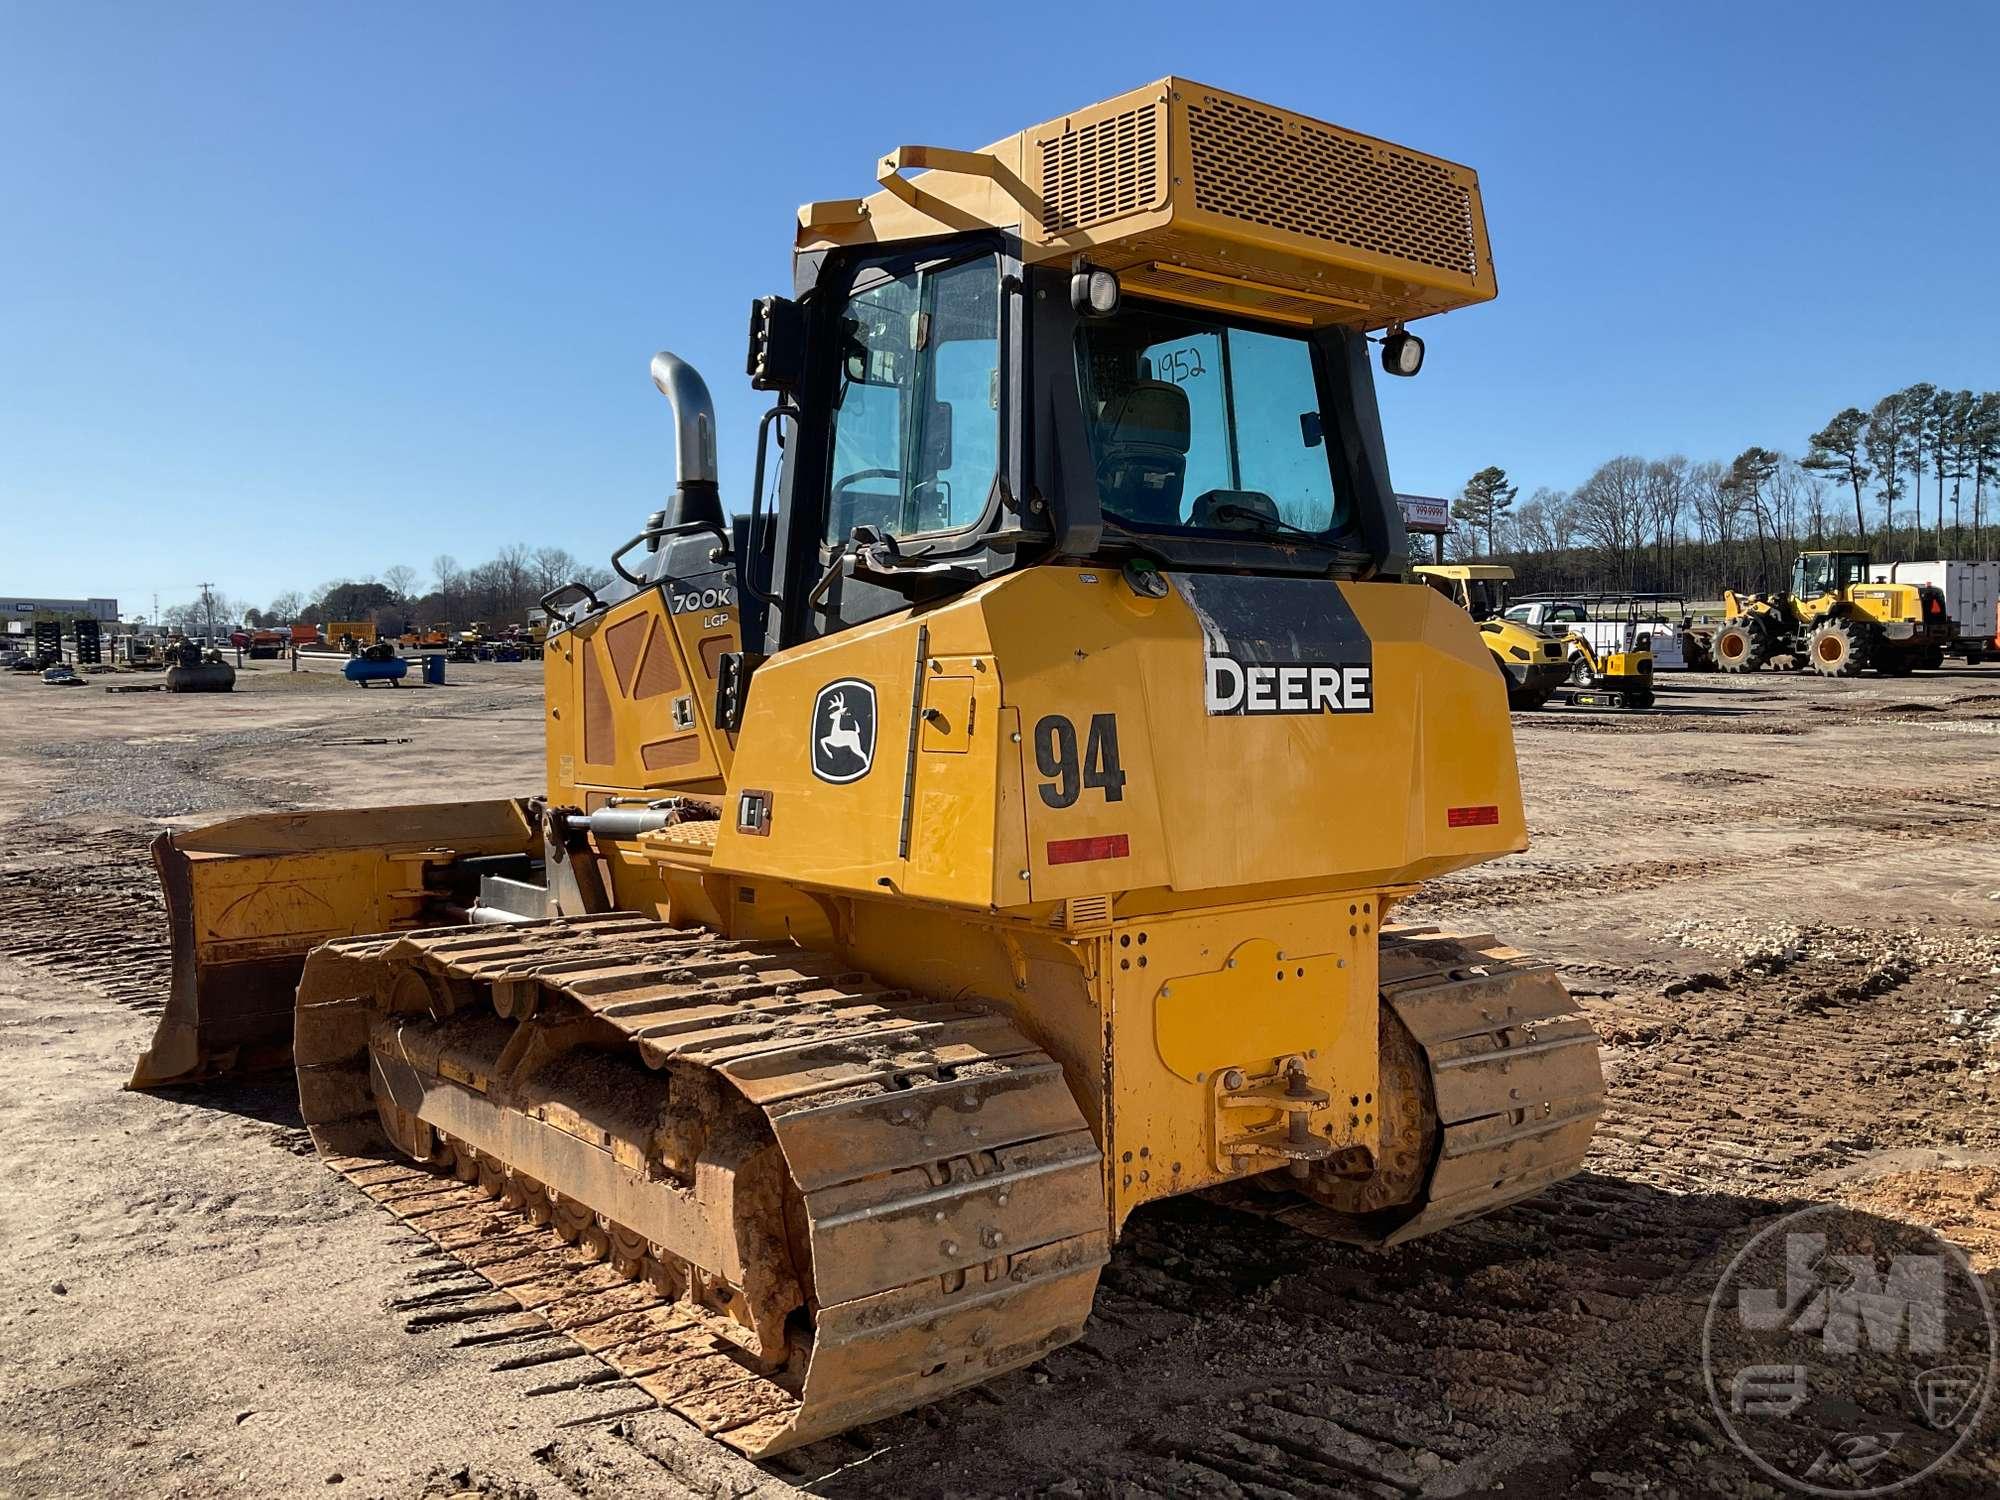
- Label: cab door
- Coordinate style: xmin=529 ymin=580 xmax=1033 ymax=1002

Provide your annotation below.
xmin=766 ymin=238 xmax=1024 ymax=650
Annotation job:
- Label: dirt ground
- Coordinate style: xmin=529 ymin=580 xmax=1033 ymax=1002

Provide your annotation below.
xmin=2 ymin=658 xmax=1998 ymax=1498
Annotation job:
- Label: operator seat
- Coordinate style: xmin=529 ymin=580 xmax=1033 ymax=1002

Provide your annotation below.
xmin=1094 ymin=379 xmax=1190 ymax=527
xmin=1189 ymin=488 xmax=1279 ymax=529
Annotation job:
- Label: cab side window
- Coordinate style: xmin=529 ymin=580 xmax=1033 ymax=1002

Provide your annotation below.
xmin=823 ymin=254 xmax=1000 ymax=545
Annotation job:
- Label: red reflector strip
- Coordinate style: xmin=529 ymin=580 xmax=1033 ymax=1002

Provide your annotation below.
xmin=1047 ymin=834 xmax=1130 ymax=865
xmin=1448 ymin=805 xmax=1500 ymax=828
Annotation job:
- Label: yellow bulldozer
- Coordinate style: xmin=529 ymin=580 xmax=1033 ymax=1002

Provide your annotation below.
xmin=128 ymin=80 xmax=1603 ymax=1456
xmin=1412 ymin=563 xmax=1571 ymax=709
xmin=1712 ymin=549 xmax=1954 ymax=677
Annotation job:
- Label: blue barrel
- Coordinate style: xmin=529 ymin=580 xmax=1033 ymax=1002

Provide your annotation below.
xmin=343 ymin=655 xmax=410 ymax=686
xmin=423 ymin=653 xmax=445 ymax=685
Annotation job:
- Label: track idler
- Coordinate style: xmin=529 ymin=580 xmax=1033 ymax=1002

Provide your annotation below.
xmin=1295 ymin=928 xmax=1605 ymax=1245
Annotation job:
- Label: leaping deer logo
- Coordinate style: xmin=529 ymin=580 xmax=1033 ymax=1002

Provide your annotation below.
xmin=820 ymin=692 xmax=864 ymax=762
xmin=811 ymin=680 xmax=875 ymax=782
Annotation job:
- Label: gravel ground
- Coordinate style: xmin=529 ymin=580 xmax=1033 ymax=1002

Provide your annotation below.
xmin=1 ymin=661 xmax=1998 ymax=1497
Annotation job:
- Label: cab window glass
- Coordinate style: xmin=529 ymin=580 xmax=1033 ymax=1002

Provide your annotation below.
xmin=824 ymin=254 xmax=999 ymax=544
xmin=1077 ymin=301 xmax=1344 ymax=538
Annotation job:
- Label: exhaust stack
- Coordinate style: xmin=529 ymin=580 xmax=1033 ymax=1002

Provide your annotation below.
xmin=649 ymin=350 xmax=722 ymax=530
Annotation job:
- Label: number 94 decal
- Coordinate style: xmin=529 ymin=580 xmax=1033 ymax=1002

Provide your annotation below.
xmin=1034 ymin=714 xmax=1126 ymax=807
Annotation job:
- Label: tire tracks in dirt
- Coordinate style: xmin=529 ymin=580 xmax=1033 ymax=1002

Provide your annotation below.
xmin=0 ymin=826 xmax=170 ymax=1021
xmin=19 ymin=833 xmax=2000 ymax=1495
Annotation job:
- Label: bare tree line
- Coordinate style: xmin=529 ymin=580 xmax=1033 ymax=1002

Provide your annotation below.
xmin=234 ymin=546 xmax=612 ymax=635
xmin=1434 ymin=385 xmax=2000 ymax=598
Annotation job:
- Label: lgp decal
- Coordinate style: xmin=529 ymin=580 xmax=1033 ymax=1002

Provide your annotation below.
xmin=811 ymin=679 xmax=876 ymax=783
xmin=1174 ymin=572 xmax=1374 ymax=716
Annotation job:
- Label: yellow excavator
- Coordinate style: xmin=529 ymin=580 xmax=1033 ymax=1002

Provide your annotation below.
xmin=130 ymin=80 xmax=1603 ymax=1457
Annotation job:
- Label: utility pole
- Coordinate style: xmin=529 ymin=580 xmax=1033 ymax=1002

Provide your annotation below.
xmin=200 ymin=582 xmax=216 ymax=645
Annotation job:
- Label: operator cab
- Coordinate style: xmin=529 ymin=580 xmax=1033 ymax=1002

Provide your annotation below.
xmin=738 ymin=240 xmax=1400 ymax=654
xmin=1792 ymin=550 xmax=1869 ymax=598
xmin=1459 ymin=577 xmax=1506 ymax=622
xmin=1413 ymin=564 xmax=1515 ymax=623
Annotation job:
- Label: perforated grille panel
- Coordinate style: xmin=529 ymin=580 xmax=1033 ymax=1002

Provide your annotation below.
xmin=1039 ymin=102 xmax=1162 ymax=234
xmin=1185 ymin=93 xmax=1477 ymax=276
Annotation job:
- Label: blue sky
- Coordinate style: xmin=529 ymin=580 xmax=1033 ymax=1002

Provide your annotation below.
xmin=4 ymin=4 xmax=1996 ymax=617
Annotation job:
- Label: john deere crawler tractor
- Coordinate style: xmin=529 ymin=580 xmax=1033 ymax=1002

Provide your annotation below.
xmin=1712 ymin=549 xmax=1953 ymax=677
xmin=129 ymin=80 xmax=1603 ymax=1456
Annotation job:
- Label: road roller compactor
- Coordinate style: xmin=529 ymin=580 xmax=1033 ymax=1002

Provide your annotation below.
xmin=130 ymin=79 xmax=1605 ymax=1456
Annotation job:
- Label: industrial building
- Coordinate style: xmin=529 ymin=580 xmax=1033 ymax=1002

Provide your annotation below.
xmin=1 ymin=595 xmax=119 ymax=623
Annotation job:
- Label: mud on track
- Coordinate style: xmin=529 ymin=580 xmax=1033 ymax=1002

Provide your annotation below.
xmin=2 ymin=663 xmax=1999 ymax=1496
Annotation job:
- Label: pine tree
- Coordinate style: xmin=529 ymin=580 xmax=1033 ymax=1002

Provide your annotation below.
xmin=1802 ymin=408 xmax=1872 ymax=544
xmin=1901 ymin=382 xmax=1937 ymax=551
xmin=1864 ymin=395 xmax=1908 ymax=547
xmin=1451 ymin=466 xmax=1518 ymax=557
xmin=1720 ymin=447 xmax=1783 ymax=584
xmin=1970 ymin=393 xmax=2000 ymax=559
xmin=1937 ymin=390 xmax=1976 ymax=556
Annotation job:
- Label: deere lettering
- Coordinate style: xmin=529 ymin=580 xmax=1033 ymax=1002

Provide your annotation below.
xmin=1205 ymin=655 xmax=1373 ymax=715
xmin=1172 ymin=571 xmax=1376 ymax=719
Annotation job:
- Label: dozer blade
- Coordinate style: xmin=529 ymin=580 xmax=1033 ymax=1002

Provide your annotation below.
xmin=130 ymin=799 xmax=539 ymax=1089
xmin=294 ymin=914 xmax=1108 ymax=1458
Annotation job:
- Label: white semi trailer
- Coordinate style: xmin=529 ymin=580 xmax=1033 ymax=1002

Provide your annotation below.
xmin=1868 ymin=561 xmax=2000 ymax=663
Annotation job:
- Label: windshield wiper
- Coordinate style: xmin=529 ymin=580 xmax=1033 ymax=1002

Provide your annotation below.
xmin=1097 ymin=520 xmax=1177 ymax=566
xmin=1207 ymin=502 xmax=1323 ymax=541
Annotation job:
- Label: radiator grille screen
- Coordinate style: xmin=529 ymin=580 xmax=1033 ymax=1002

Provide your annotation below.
xmin=1039 ymin=103 xmax=1162 ymax=234
xmin=1186 ymin=94 xmax=1476 ymax=276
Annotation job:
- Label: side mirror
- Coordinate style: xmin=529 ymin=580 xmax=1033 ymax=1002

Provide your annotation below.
xmin=1299 ymin=411 xmax=1324 ymax=448
xmin=840 ymin=322 xmax=900 ymax=386
xmin=747 ymin=296 xmax=807 ymax=392
xmin=1380 ymin=329 xmax=1425 ymax=378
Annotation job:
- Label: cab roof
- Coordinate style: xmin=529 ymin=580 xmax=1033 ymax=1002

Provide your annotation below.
xmin=796 ymin=78 xmax=1495 ymax=333
xmin=1414 ymin=564 xmax=1516 ymax=581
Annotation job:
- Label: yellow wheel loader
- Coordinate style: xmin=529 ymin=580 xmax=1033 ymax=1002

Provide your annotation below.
xmin=1713 ymin=549 xmax=1953 ymax=677
xmin=1412 ymin=564 xmax=1570 ymax=709
xmin=129 ymin=80 xmax=1603 ymax=1456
